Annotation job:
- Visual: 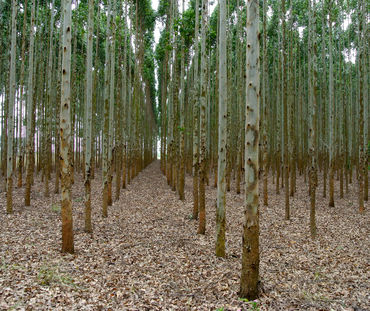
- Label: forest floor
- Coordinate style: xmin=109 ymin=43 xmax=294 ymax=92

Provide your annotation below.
xmin=0 ymin=160 xmax=369 ymax=311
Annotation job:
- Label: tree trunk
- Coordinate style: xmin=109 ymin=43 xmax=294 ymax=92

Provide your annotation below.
xmin=7 ymin=0 xmax=17 ymax=214
xmin=197 ymin=0 xmax=208 ymax=235
xmin=215 ymin=0 xmax=227 ymax=257
xmin=240 ymin=0 xmax=260 ymax=299
xmin=25 ymin=0 xmax=36 ymax=207
xmin=308 ymin=0 xmax=317 ymax=238
xmin=102 ymin=0 xmax=112 ymax=217
xmin=328 ymin=0 xmax=335 ymax=207
xmin=84 ymin=0 xmax=94 ymax=233
xmin=60 ymin=0 xmax=74 ymax=253
xmin=192 ymin=0 xmax=200 ymax=220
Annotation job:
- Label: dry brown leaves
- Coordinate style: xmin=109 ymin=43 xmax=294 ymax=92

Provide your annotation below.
xmin=0 ymin=161 xmax=369 ymax=310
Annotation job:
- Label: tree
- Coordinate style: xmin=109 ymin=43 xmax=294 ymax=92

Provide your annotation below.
xmin=192 ymin=0 xmax=200 ymax=220
xmin=178 ymin=0 xmax=186 ymax=201
xmin=215 ymin=0 xmax=227 ymax=257
xmin=197 ymin=0 xmax=208 ymax=235
xmin=17 ymin=0 xmax=28 ymax=189
xmin=308 ymin=0 xmax=317 ymax=237
xmin=108 ymin=0 xmax=116 ymax=207
xmin=240 ymin=0 xmax=260 ymax=300
xmin=25 ymin=0 xmax=36 ymax=207
xmin=44 ymin=0 xmax=56 ymax=198
xmin=328 ymin=0 xmax=335 ymax=207
xmin=282 ymin=0 xmax=290 ymax=219
xmin=102 ymin=0 xmax=112 ymax=218
xmin=60 ymin=0 xmax=74 ymax=254
xmin=84 ymin=0 xmax=94 ymax=233
xmin=6 ymin=0 xmax=17 ymax=214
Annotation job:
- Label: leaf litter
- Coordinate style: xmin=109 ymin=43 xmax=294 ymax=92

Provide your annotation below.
xmin=0 ymin=161 xmax=369 ymax=310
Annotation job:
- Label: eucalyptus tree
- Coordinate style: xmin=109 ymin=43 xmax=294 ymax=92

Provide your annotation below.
xmin=362 ymin=0 xmax=368 ymax=203
xmin=25 ymin=0 xmax=36 ymax=207
xmin=84 ymin=0 xmax=94 ymax=233
xmin=102 ymin=0 xmax=112 ymax=218
xmin=44 ymin=0 xmax=56 ymax=198
xmin=308 ymin=0 xmax=317 ymax=237
xmin=240 ymin=0 xmax=260 ymax=299
xmin=6 ymin=0 xmax=17 ymax=214
xmin=281 ymin=0 xmax=290 ymax=219
xmin=108 ymin=0 xmax=117 ymax=206
xmin=215 ymin=0 xmax=227 ymax=257
xmin=197 ymin=0 xmax=208 ymax=235
xmin=357 ymin=0 xmax=365 ymax=213
xmin=178 ymin=0 xmax=186 ymax=201
xmin=327 ymin=0 xmax=335 ymax=207
xmin=262 ymin=0 xmax=268 ymax=206
xmin=60 ymin=0 xmax=74 ymax=254
xmin=192 ymin=0 xmax=200 ymax=220
xmin=17 ymin=0 xmax=28 ymax=189
xmin=121 ymin=2 xmax=129 ymax=191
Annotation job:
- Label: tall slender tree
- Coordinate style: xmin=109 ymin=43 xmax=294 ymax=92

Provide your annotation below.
xmin=240 ymin=0 xmax=260 ymax=299
xmin=328 ymin=0 xmax=335 ymax=207
xmin=192 ymin=0 xmax=200 ymax=220
xmin=84 ymin=0 xmax=94 ymax=233
xmin=308 ymin=0 xmax=318 ymax=237
xmin=102 ymin=0 xmax=112 ymax=217
xmin=197 ymin=0 xmax=208 ymax=235
xmin=7 ymin=0 xmax=17 ymax=214
xmin=25 ymin=0 xmax=36 ymax=207
xmin=215 ymin=0 xmax=227 ymax=257
xmin=60 ymin=0 xmax=74 ymax=254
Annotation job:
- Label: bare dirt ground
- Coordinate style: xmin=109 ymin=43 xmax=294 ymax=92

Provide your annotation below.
xmin=0 ymin=160 xmax=369 ymax=310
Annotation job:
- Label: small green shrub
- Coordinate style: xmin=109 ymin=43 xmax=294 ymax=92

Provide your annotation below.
xmin=37 ymin=265 xmax=77 ymax=288
xmin=51 ymin=203 xmax=61 ymax=213
xmin=239 ymin=298 xmax=260 ymax=311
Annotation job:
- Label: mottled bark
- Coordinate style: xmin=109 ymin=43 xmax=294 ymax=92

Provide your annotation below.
xmin=240 ymin=0 xmax=260 ymax=299
xmin=84 ymin=0 xmax=94 ymax=233
xmin=215 ymin=0 xmax=227 ymax=257
xmin=60 ymin=0 xmax=74 ymax=253
xmin=197 ymin=0 xmax=208 ymax=235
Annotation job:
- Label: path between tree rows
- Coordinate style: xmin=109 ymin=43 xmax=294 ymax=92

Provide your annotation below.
xmin=0 ymin=160 xmax=369 ymax=310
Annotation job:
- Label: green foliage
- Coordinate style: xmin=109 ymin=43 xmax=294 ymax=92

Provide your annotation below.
xmin=74 ymin=197 xmax=83 ymax=203
xmin=239 ymin=298 xmax=260 ymax=311
xmin=51 ymin=203 xmax=61 ymax=213
xmin=37 ymin=265 xmax=77 ymax=288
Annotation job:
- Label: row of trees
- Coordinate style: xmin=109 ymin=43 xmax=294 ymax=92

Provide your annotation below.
xmin=0 ymin=0 xmax=157 ymax=252
xmin=156 ymin=0 xmax=368 ymax=298
xmin=157 ymin=0 xmax=368 ymax=231
xmin=0 ymin=0 xmax=368 ymax=300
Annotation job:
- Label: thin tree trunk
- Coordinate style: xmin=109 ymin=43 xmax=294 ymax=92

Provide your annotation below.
xmin=240 ymin=0 xmax=260 ymax=299
xmin=192 ymin=0 xmax=200 ymax=220
xmin=60 ymin=0 xmax=74 ymax=253
xmin=308 ymin=0 xmax=317 ymax=238
xmin=102 ymin=0 xmax=112 ymax=217
xmin=25 ymin=0 xmax=36 ymax=207
xmin=178 ymin=0 xmax=185 ymax=201
xmin=7 ymin=0 xmax=17 ymax=214
xmin=328 ymin=0 xmax=335 ymax=207
xmin=17 ymin=0 xmax=28 ymax=188
xmin=84 ymin=0 xmax=94 ymax=233
xmin=197 ymin=0 xmax=208 ymax=235
xmin=215 ymin=0 xmax=227 ymax=258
